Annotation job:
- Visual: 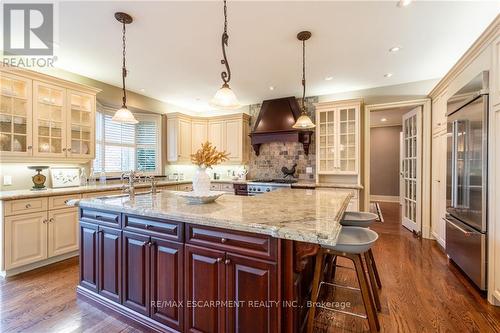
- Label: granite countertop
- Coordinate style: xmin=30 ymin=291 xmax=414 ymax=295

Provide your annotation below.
xmin=0 ymin=179 xmax=243 ymax=201
xmin=291 ymin=181 xmax=364 ymax=190
xmin=68 ymin=188 xmax=353 ymax=247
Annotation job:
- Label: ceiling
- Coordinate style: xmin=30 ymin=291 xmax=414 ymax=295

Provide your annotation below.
xmin=52 ymin=1 xmax=499 ymax=113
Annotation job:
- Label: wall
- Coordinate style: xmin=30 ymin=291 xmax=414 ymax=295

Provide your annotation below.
xmin=246 ymin=97 xmax=317 ymax=180
xmin=370 ymin=126 xmax=402 ymax=197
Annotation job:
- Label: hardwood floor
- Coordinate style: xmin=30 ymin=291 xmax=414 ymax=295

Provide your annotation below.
xmin=1 ymin=202 xmax=499 ymax=332
xmin=315 ymin=202 xmax=500 ymax=332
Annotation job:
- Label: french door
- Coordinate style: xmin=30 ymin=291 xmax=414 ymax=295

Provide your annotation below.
xmin=401 ymin=107 xmax=422 ymax=233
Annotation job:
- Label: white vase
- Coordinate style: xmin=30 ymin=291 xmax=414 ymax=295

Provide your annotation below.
xmin=192 ymin=167 xmax=211 ymax=194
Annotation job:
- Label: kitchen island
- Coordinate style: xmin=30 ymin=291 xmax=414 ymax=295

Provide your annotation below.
xmin=70 ymin=188 xmax=353 ymax=333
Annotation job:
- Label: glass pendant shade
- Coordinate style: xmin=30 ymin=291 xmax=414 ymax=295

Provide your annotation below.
xmin=293 ymin=112 xmax=316 ymax=129
xmin=210 ymin=83 xmax=240 ymax=110
xmin=112 ymin=106 xmax=138 ymax=124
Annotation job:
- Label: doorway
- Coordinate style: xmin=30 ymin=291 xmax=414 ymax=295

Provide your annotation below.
xmin=364 ymin=99 xmax=432 ymax=238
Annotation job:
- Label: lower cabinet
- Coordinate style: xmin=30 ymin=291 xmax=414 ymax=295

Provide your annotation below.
xmin=79 ymin=212 xmax=279 ymax=333
xmin=48 ymin=208 xmax=79 ymax=257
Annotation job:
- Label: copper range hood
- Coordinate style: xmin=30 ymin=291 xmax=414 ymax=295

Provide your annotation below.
xmin=249 ymin=97 xmax=313 ymax=156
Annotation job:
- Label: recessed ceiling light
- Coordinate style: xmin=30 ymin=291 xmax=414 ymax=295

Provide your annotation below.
xmin=325 ymin=76 xmax=333 ymax=81
xmin=381 ymin=118 xmax=387 ymax=122
xmin=389 ymin=46 xmax=401 ymax=53
xmin=140 ymin=88 xmax=145 ymax=92
xmin=397 ymin=0 xmax=412 ymax=7
xmin=269 ymin=86 xmax=275 ymax=91
xmin=384 ymin=73 xmax=393 ymax=78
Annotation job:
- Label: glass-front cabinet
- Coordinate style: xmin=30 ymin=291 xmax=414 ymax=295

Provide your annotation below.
xmin=0 ymin=73 xmax=32 ymax=156
xmin=33 ymin=81 xmax=66 ymax=157
xmin=0 ymin=68 xmax=99 ymax=161
xmin=68 ymin=90 xmax=94 ymax=159
xmin=316 ymin=102 xmax=360 ymax=175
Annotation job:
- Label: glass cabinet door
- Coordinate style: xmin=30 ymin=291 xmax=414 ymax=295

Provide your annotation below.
xmin=338 ymin=107 xmax=357 ymax=173
xmin=318 ymin=110 xmax=336 ymax=172
xmin=0 ymin=73 xmax=32 ymax=156
xmin=67 ymin=90 xmax=94 ymax=158
xmin=33 ymin=81 xmax=66 ymax=157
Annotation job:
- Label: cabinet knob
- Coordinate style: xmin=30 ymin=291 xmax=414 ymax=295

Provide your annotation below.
xmin=216 ymin=258 xmax=223 ymax=263
xmin=67 ymin=148 xmax=72 ymax=152
xmin=224 ymin=259 xmax=231 ymax=265
xmin=145 ymin=224 xmax=151 ymax=229
xmin=25 ymin=203 xmax=31 ymax=208
xmin=221 ymin=238 xmax=227 ymax=243
xmin=49 ymin=218 xmax=54 ymax=223
xmin=42 ymin=219 xmax=47 ymax=224
xmin=63 ymin=148 xmax=67 ymax=151
xmin=27 ymin=145 xmax=32 ymax=150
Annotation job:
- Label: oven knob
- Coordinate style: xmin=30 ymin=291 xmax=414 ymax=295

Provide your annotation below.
xmin=266 ymin=188 xmax=270 ymax=192
xmin=257 ymin=188 xmax=261 ymax=192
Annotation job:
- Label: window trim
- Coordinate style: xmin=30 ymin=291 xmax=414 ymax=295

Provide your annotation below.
xmin=94 ymin=104 xmax=162 ymax=177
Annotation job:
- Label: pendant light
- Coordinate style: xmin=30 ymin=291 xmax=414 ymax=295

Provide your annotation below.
xmin=112 ymin=12 xmax=138 ymax=124
xmin=293 ymin=31 xmax=316 ymax=130
xmin=210 ymin=0 xmax=240 ymax=110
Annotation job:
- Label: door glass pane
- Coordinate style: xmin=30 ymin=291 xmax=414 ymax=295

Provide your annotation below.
xmin=13 ymin=135 xmax=26 ymax=152
xmin=0 ymin=133 xmax=11 ymax=151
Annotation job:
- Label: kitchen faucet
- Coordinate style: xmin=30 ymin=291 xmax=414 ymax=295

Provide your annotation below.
xmin=148 ymin=175 xmax=158 ymax=194
xmin=121 ymin=170 xmax=141 ymax=198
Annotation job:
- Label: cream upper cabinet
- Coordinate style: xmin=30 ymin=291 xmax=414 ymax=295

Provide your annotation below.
xmin=316 ymin=101 xmax=360 ymax=175
xmin=167 ymin=114 xmax=192 ymax=162
xmin=0 ymin=72 xmax=33 ymax=157
xmin=169 ymin=113 xmax=249 ymax=164
xmin=4 ymin=211 xmax=48 ymax=270
xmin=0 ymin=67 xmax=99 ymax=161
xmin=48 ymin=208 xmax=79 ymax=257
xmin=67 ymin=90 xmax=95 ymax=159
xmin=33 ymin=81 xmax=67 ymax=157
xmin=432 ymin=90 xmax=448 ymax=134
xmin=492 ymin=35 xmax=500 ymax=108
xmin=208 ymin=119 xmax=224 ymax=151
xmin=191 ymin=119 xmax=208 ymax=152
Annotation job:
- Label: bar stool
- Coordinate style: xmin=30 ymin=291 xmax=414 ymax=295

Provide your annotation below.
xmin=307 ymin=227 xmax=380 ymax=333
xmin=342 ymin=211 xmax=382 ymax=290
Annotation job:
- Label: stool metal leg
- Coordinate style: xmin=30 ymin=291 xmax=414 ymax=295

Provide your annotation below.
xmin=306 ymin=249 xmax=324 ymax=333
xmin=364 ymin=252 xmax=382 ymax=311
xmin=368 ymin=249 xmax=382 ymax=289
xmin=351 ymin=253 xmax=380 ymax=332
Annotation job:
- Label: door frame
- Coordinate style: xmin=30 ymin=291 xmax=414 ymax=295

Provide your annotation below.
xmin=363 ymin=98 xmax=432 ymax=239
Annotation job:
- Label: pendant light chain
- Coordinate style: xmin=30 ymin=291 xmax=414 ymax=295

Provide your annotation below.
xmin=302 ymin=39 xmax=306 ymax=113
xmin=220 ymin=0 xmax=231 ymax=84
xmin=121 ymin=21 xmax=128 ymax=107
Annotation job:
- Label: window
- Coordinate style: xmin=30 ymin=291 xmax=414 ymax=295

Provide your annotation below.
xmin=93 ymin=107 xmax=161 ymax=175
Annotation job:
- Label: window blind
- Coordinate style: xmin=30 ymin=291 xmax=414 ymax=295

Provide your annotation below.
xmin=93 ymin=110 xmax=160 ymax=175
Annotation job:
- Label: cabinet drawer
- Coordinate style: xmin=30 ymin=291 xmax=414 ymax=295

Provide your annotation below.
xmin=123 ymin=214 xmax=182 ymax=242
xmin=80 ymin=209 xmax=120 ymax=227
xmin=49 ymin=194 xmax=81 ymax=210
xmin=220 ymin=183 xmax=234 ymax=192
xmin=234 ymin=184 xmax=247 ymax=191
xmin=177 ymin=184 xmax=193 ymax=192
xmin=210 ymin=183 xmax=221 ymax=191
xmin=186 ymin=224 xmax=277 ymax=261
xmin=160 ymin=185 xmax=177 ymax=191
xmin=4 ymin=197 xmax=48 ymax=216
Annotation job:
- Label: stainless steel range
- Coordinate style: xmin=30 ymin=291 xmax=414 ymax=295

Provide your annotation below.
xmin=246 ymin=179 xmax=297 ymax=195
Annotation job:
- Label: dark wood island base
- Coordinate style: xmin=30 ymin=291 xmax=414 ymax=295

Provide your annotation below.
xmin=78 ymin=208 xmax=321 ymax=333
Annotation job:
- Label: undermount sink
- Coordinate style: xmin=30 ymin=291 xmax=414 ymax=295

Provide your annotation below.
xmin=96 ymin=190 xmax=162 ymax=200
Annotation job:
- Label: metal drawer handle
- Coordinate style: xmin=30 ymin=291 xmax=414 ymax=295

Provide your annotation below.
xmin=145 ymin=224 xmax=152 ymax=229
xmin=25 ymin=203 xmax=32 ymax=208
xmin=216 ymin=257 xmax=222 ymax=263
xmin=42 ymin=219 xmax=47 ymax=224
xmin=443 ymin=218 xmax=473 ymax=236
xmin=225 ymin=259 xmax=231 ymax=265
xmin=221 ymin=238 xmax=227 ymax=243
xmin=64 ymin=200 xmax=69 ymax=204
xmin=49 ymin=218 xmax=54 ymax=223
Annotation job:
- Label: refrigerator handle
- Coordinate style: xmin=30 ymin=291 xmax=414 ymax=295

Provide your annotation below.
xmin=443 ymin=217 xmax=474 ymax=236
xmin=451 ymin=120 xmax=458 ymax=208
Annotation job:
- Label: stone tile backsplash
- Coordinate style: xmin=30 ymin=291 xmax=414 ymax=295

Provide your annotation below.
xmin=247 ymin=97 xmax=317 ymax=180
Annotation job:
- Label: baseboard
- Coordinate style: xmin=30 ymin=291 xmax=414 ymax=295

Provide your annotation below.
xmin=370 ymin=195 xmax=400 ymax=203
xmin=0 ymin=251 xmax=78 ymax=277
xmin=77 ymin=286 xmax=178 ymax=333
xmin=432 ymin=231 xmax=446 ymax=249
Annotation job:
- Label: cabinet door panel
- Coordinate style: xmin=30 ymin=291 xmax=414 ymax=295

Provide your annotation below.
xmin=48 ymin=208 xmax=79 ymax=257
xmin=80 ymin=221 xmax=98 ymax=292
xmin=226 ymin=253 xmax=278 ymax=333
xmin=122 ymin=231 xmax=150 ymax=316
xmin=179 ymin=119 xmax=192 ymax=160
xmin=150 ymin=238 xmax=184 ymax=331
xmin=208 ymin=121 xmax=224 ymax=151
xmin=185 ymin=244 xmax=225 ymax=333
xmin=67 ymin=90 xmax=95 ymax=159
xmin=192 ymin=120 xmax=208 ymax=152
xmin=225 ymin=119 xmax=242 ymax=162
xmin=5 ymin=211 xmax=48 ymax=269
xmin=98 ymin=226 xmax=122 ymax=303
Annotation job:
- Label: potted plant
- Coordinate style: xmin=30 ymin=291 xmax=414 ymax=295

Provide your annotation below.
xmin=190 ymin=142 xmax=229 ymax=193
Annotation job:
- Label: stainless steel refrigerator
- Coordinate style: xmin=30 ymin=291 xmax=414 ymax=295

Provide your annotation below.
xmin=446 ymin=71 xmax=489 ymax=291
